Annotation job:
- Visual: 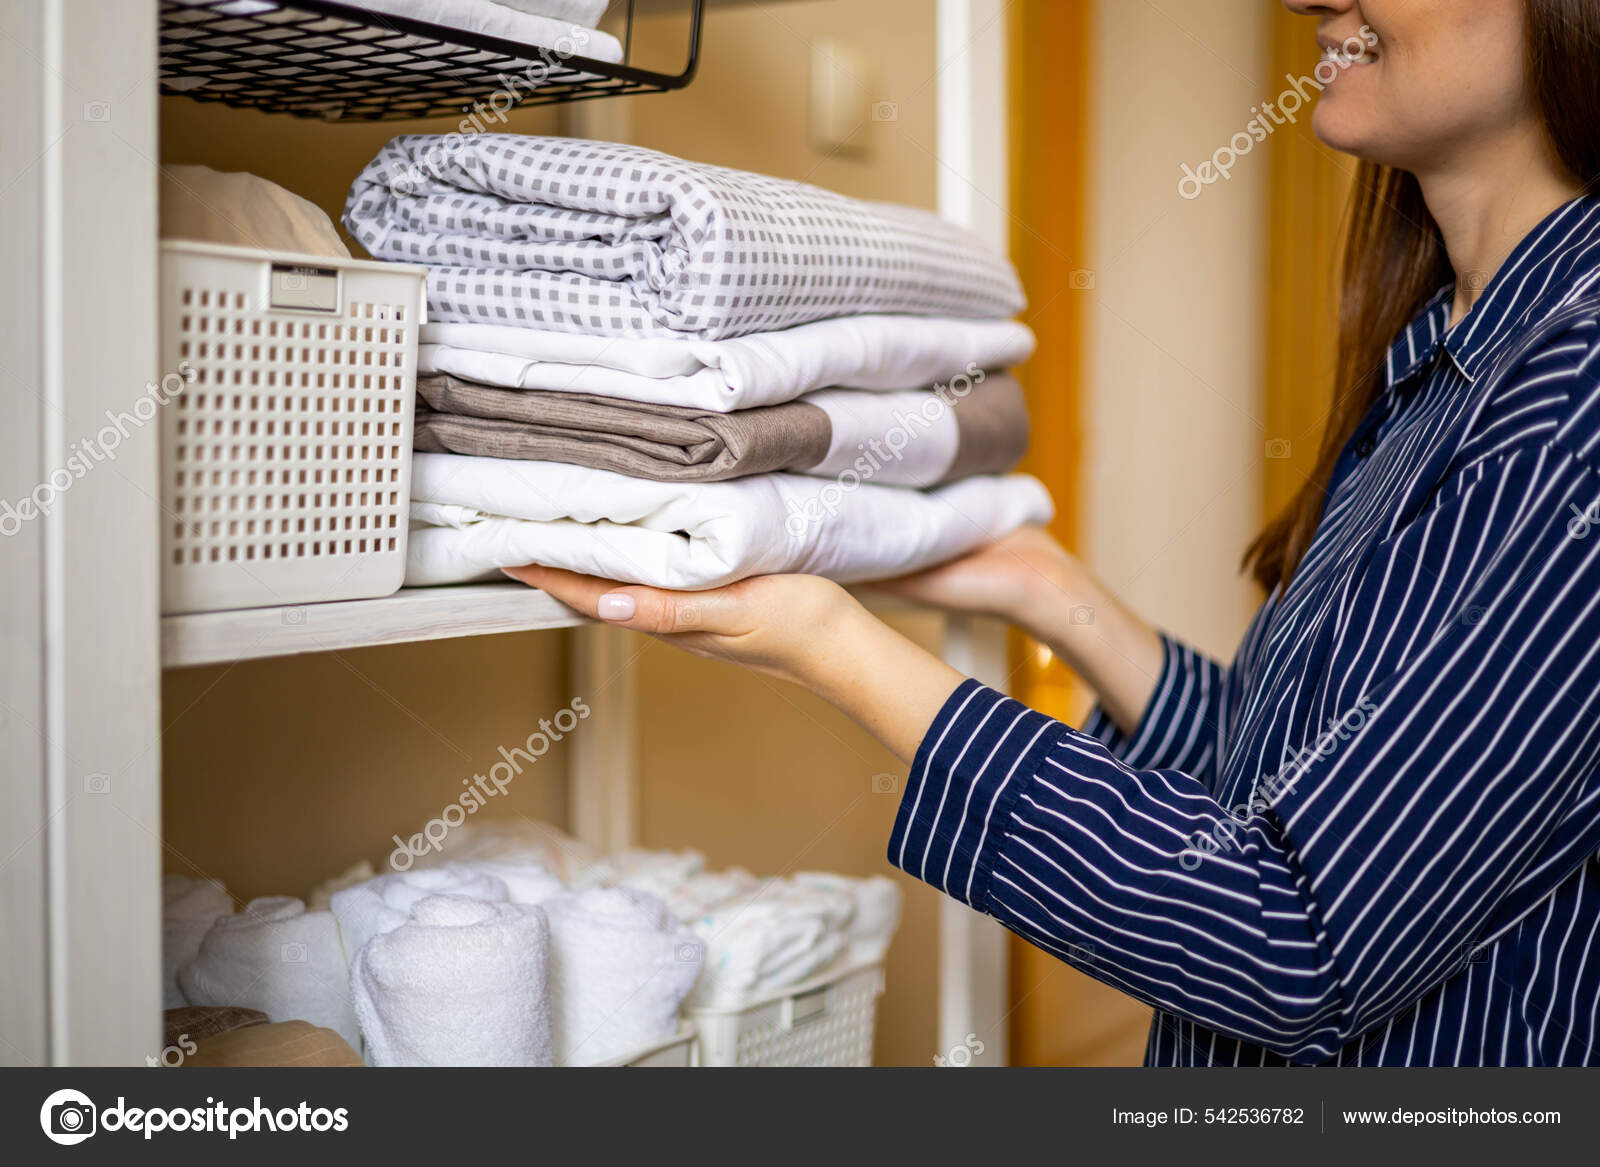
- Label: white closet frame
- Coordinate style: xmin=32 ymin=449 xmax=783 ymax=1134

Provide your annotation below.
xmin=1 ymin=0 xmax=1013 ymax=1067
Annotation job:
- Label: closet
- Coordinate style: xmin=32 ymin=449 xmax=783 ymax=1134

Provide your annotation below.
xmin=3 ymin=0 xmax=1015 ymax=1067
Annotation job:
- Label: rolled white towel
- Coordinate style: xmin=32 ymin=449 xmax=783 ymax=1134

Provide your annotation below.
xmin=462 ymin=859 xmax=564 ymax=905
xmin=178 ymin=896 xmax=359 ymax=1048
xmin=306 ymin=860 xmax=377 ymax=911
xmin=351 ymin=894 xmax=555 ymax=1067
xmin=410 ymin=818 xmax=595 ymax=882
xmin=162 ymin=875 xmax=233 ymax=1009
xmin=542 ymin=887 xmax=701 ymax=1065
xmin=329 ymin=864 xmax=508 ymax=964
xmin=578 ymin=847 xmax=705 ymax=897
xmin=790 ymin=873 xmax=903 ymax=960
xmin=687 ymin=884 xmax=851 ymax=1008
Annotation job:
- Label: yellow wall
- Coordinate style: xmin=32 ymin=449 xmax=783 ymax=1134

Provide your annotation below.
xmin=614 ymin=0 xmax=947 ymax=1069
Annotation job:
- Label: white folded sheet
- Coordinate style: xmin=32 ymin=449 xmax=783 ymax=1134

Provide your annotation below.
xmin=171 ymin=1 xmax=623 ymax=63
xmin=406 ymin=454 xmax=1053 ymax=589
xmin=686 ymin=883 xmax=853 ymax=1008
xmin=418 ymin=316 xmax=1036 ymax=412
xmin=351 ymin=894 xmax=555 ymax=1067
xmin=497 ymin=0 xmax=609 ymax=28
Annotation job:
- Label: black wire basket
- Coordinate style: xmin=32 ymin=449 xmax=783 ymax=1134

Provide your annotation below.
xmin=158 ymin=0 xmax=703 ymax=121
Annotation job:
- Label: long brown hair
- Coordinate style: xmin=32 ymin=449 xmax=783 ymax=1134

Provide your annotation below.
xmin=1244 ymin=0 xmax=1600 ymax=592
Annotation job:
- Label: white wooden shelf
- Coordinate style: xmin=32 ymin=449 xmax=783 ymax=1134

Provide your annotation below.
xmin=162 ymin=583 xmax=588 ymax=668
xmin=162 ymin=583 xmax=923 ymax=668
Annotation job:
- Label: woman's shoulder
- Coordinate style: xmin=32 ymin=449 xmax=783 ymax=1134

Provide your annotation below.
xmin=1467 ymin=293 xmax=1600 ymax=471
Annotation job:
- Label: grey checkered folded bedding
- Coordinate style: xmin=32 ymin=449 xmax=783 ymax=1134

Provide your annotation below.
xmin=344 ymin=134 xmax=1025 ymax=341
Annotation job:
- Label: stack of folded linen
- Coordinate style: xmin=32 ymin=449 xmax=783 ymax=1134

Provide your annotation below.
xmin=343 ymin=134 xmax=1053 ymax=590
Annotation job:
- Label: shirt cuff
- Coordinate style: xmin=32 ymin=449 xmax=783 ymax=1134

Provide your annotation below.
xmin=887 ymin=679 xmax=1064 ymax=913
xmin=1079 ymin=633 xmax=1221 ymax=773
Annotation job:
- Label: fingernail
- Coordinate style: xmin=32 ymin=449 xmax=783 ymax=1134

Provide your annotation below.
xmin=598 ymin=593 xmax=636 ymax=621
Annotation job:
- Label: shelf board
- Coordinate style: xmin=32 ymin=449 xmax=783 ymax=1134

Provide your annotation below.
xmin=161 ymin=582 xmax=922 ymax=668
xmin=162 ymin=583 xmax=588 ymax=668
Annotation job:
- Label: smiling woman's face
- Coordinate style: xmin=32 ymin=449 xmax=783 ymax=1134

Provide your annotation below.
xmin=1284 ymin=0 xmax=1535 ymax=172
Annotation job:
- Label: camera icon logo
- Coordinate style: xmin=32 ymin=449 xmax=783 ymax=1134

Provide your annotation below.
xmin=281 ymin=942 xmax=308 ymax=963
xmin=82 ymin=102 xmax=110 ymax=123
xmin=675 ymin=940 xmax=704 ymax=963
xmin=871 ymin=773 xmax=899 ymax=795
xmin=83 ymin=773 xmax=110 ymax=795
xmin=871 ymin=101 xmax=899 ymax=122
xmin=281 ymin=607 xmax=307 ymax=627
xmin=40 ymin=1088 xmax=96 ymax=1145
xmin=1068 ymin=269 xmax=1096 ymax=291
xmin=1068 ymin=605 xmax=1096 ymax=626
xmin=1264 ymin=438 xmax=1292 ymax=460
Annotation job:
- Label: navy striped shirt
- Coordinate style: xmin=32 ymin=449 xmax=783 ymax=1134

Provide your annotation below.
xmin=891 ymin=197 xmax=1600 ymax=1065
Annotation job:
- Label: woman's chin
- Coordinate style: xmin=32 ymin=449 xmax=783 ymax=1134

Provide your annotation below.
xmin=1310 ymin=104 xmax=1379 ymax=159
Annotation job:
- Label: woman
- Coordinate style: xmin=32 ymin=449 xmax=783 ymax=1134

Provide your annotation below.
xmin=508 ymin=0 xmax=1600 ymax=1065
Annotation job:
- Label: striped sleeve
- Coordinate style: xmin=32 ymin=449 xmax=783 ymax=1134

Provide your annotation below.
xmin=889 ymin=441 xmax=1600 ymax=1060
xmin=1079 ymin=634 xmax=1226 ymax=783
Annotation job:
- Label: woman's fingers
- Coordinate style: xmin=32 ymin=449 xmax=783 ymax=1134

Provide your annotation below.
xmin=501 ymin=564 xmax=749 ymax=636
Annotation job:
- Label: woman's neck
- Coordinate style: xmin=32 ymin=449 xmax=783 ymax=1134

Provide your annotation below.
xmin=1417 ymin=132 xmax=1585 ymax=328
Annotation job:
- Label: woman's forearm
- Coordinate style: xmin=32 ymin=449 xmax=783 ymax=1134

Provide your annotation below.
xmin=1010 ymin=556 xmax=1165 ymax=736
xmin=796 ymin=599 xmax=967 ymax=765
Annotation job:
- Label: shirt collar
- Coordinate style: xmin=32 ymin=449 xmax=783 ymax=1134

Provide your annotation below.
xmin=1384 ymin=195 xmax=1600 ymax=389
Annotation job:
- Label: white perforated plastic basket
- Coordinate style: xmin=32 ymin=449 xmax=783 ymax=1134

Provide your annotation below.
xmin=686 ymin=957 xmax=885 ymax=1067
xmin=601 ymin=1022 xmax=699 ymax=1068
xmin=159 ymin=241 xmax=427 ymax=614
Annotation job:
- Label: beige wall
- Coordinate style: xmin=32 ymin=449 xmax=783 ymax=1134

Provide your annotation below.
xmin=1080 ymin=0 xmax=1271 ymax=660
xmin=617 ymin=0 xmax=946 ymax=1069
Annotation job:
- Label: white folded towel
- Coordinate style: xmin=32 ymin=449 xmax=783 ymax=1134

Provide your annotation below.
xmin=790 ymin=873 xmax=904 ymax=961
xmin=686 ymin=882 xmax=854 ymax=1008
xmin=162 ymin=875 xmax=233 ymax=1009
xmin=410 ymin=818 xmax=596 ymax=882
xmin=406 ymin=454 xmax=1054 ymax=590
xmin=351 ymin=894 xmax=555 ymax=1067
xmin=575 ymin=848 xmax=705 ymax=893
xmin=329 ymin=864 xmax=509 ymax=964
xmin=178 ymin=896 xmax=359 ymax=1048
xmin=542 ymin=887 xmax=701 ymax=1065
xmin=418 ymin=316 xmax=1036 ymax=412
xmin=306 ymin=860 xmax=377 ymax=912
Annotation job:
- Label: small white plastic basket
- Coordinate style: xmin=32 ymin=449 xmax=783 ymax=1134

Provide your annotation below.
xmin=158 ymin=241 xmax=427 ymax=614
xmin=602 ymin=1022 xmax=699 ymax=1068
xmin=686 ymin=957 xmax=886 ymax=1067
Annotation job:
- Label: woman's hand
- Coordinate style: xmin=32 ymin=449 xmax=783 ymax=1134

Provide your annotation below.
xmin=868 ymin=525 xmax=1080 ymax=625
xmin=501 ymin=564 xmax=966 ymax=762
xmin=876 ymin=526 xmax=1166 ymax=736
xmin=502 ymin=565 xmax=849 ymax=687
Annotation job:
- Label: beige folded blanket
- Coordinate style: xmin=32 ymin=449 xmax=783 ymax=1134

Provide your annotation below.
xmin=413 ymin=372 xmax=1030 ymax=487
xmin=182 ymin=1020 xmax=364 ymax=1068
xmin=161 ymin=164 xmax=350 ymax=259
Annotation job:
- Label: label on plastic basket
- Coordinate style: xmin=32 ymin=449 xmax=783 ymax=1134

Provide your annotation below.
xmin=269 ymin=263 xmax=340 ymax=312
